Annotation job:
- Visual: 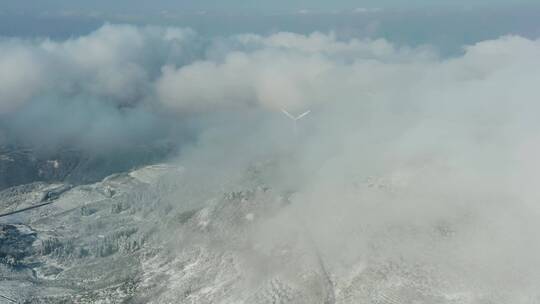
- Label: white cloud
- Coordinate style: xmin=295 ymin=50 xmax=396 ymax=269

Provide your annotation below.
xmin=352 ymin=7 xmax=382 ymax=14
xmin=0 ymin=24 xmax=195 ymax=113
xmin=0 ymin=45 xmax=46 ymax=113
xmin=153 ymin=30 xmax=540 ymax=295
xmin=156 ymin=32 xmax=438 ymax=113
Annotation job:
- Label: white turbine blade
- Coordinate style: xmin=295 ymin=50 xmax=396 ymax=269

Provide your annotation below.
xmin=281 ymin=109 xmax=296 ymax=120
xmin=296 ymin=110 xmax=311 ymax=120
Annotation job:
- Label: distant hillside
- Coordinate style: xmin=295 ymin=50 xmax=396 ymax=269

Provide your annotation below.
xmin=0 ymin=144 xmax=175 ymax=191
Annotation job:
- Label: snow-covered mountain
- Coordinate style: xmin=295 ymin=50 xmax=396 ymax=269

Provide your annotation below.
xmin=1 ymin=162 xmax=528 ymax=303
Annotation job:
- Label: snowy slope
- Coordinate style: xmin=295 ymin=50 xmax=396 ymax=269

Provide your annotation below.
xmin=0 ymin=163 xmax=536 ymax=303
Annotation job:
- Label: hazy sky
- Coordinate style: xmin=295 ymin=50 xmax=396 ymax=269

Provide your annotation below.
xmin=3 ymin=0 xmax=539 ymax=13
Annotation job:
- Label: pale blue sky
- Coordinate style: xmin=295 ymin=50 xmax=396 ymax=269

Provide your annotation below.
xmin=3 ymin=0 xmax=539 ymax=13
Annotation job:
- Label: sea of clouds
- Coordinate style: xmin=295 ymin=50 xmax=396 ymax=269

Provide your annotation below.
xmin=2 ymin=24 xmax=540 ymax=298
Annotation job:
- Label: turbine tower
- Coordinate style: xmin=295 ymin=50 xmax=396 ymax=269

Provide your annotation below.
xmin=281 ymin=109 xmax=311 ymax=134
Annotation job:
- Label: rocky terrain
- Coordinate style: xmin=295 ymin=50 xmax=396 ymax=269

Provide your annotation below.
xmin=0 ymin=161 xmax=538 ymax=303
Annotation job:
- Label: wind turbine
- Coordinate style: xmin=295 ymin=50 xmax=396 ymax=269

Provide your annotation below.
xmin=281 ymin=109 xmax=311 ymax=134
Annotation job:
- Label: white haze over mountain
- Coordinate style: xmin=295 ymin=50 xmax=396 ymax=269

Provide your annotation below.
xmin=2 ymin=24 xmax=540 ymax=299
